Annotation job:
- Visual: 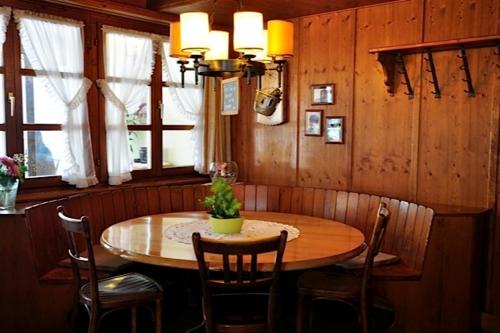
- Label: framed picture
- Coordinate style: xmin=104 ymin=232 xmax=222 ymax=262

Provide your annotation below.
xmin=305 ymin=110 xmax=323 ymax=136
xmin=325 ymin=116 xmax=344 ymax=144
xmin=311 ymin=83 xmax=335 ymax=105
xmin=221 ymin=77 xmax=239 ymax=115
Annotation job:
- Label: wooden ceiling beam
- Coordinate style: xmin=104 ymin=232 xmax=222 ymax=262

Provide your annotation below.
xmin=154 ymin=0 xmax=206 ymax=11
xmin=43 ymin=0 xmax=178 ymax=25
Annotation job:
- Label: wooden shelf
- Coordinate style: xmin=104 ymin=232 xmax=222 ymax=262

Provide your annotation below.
xmin=368 ymin=35 xmax=500 ymax=98
xmin=369 ymin=35 xmax=500 ymax=55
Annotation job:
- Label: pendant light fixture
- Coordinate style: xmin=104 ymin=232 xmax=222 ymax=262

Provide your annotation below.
xmin=169 ymin=0 xmax=294 ymax=89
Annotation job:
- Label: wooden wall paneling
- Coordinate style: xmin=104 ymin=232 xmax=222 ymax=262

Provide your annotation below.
xmin=266 ymin=185 xmax=280 ymax=212
xmin=334 ymin=191 xmax=349 ymax=222
xmin=134 ymin=187 xmax=149 ymax=217
xmin=345 ymin=192 xmax=360 ymax=226
xmin=352 ymin=0 xmax=424 ymax=200
xmin=244 ymin=184 xmax=257 ymax=211
xmin=193 ymin=184 xmax=208 ymax=211
xmin=290 ymin=186 xmax=303 ymax=214
xmin=170 ymin=186 xmax=184 ymax=212
xmin=79 ymin=193 xmax=101 ymax=244
xmin=99 ymin=191 xmax=116 ymax=228
xmin=323 ymin=189 xmax=338 ymax=219
xmin=424 ymin=0 xmax=499 ymax=42
xmin=146 ymin=187 xmax=161 ymax=214
xmin=255 ymin=185 xmax=268 ymax=211
xmin=278 ymin=186 xmax=292 ymax=213
xmin=365 ymin=195 xmax=383 ymax=237
xmin=312 ymin=188 xmax=326 ymax=217
xmin=111 ymin=190 xmax=127 ymax=222
xmin=382 ymin=198 xmax=403 ymax=252
xmin=297 ymin=10 xmax=355 ymax=189
xmin=417 ymin=47 xmax=498 ymax=207
xmin=182 ymin=186 xmax=195 ymax=211
xmin=159 ymin=186 xmax=172 ymax=213
xmin=301 ymin=187 xmax=314 ymax=215
xmin=391 ymin=200 xmax=411 ymax=255
xmin=122 ymin=187 xmax=138 ymax=219
xmin=231 ymin=183 xmax=245 ymax=209
xmin=353 ymin=193 xmax=371 ymax=232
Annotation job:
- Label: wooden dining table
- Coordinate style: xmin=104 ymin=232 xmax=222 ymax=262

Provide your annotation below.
xmin=100 ymin=211 xmax=366 ymax=272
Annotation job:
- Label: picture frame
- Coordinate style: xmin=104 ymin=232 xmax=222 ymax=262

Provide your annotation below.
xmin=311 ymin=83 xmax=335 ymax=105
xmin=221 ymin=77 xmax=240 ymax=115
xmin=325 ymin=116 xmax=344 ymax=144
xmin=305 ymin=110 xmax=323 ymax=136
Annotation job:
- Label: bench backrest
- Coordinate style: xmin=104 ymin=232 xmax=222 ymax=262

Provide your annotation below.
xmin=24 ymin=183 xmax=433 ymax=278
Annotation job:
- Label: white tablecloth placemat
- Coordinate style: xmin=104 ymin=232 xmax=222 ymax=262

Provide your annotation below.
xmin=164 ymin=219 xmax=300 ymax=244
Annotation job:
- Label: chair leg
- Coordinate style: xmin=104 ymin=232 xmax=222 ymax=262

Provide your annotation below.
xmin=88 ymin=308 xmax=98 ymax=333
xmin=131 ymin=307 xmax=137 ymax=333
xmin=155 ymin=298 xmax=162 ymax=333
xmin=67 ymin=302 xmax=78 ymax=333
xmin=296 ymin=293 xmax=311 ymax=333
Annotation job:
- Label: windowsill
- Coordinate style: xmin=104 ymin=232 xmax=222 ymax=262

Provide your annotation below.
xmin=16 ymin=174 xmax=210 ymax=206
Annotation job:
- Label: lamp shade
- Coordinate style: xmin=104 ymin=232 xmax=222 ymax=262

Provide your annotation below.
xmin=268 ymin=20 xmax=294 ymax=58
xmin=233 ymin=11 xmax=264 ymax=54
xmin=169 ymin=22 xmax=189 ymax=59
xmin=253 ymin=30 xmax=272 ymax=63
xmin=204 ymin=30 xmax=229 ymax=60
xmin=180 ymin=12 xmax=210 ymax=54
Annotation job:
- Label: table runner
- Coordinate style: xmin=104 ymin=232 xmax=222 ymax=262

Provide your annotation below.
xmin=164 ymin=219 xmax=300 ymax=245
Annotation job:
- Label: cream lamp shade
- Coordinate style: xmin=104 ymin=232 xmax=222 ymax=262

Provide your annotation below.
xmin=268 ymin=20 xmax=294 ymax=58
xmin=253 ymin=30 xmax=272 ymax=63
xmin=180 ymin=12 xmax=210 ymax=54
xmin=204 ymin=30 xmax=229 ymax=60
xmin=233 ymin=11 xmax=264 ymax=55
xmin=169 ymin=22 xmax=190 ymax=59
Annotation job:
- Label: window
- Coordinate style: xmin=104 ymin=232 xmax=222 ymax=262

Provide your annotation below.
xmin=161 ymin=41 xmax=202 ymax=169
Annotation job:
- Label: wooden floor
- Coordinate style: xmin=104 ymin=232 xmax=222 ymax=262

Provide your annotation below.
xmin=72 ymin=266 xmax=365 ymax=333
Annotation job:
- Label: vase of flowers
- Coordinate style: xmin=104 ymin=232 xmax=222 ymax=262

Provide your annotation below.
xmin=203 ymin=178 xmax=243 ymax=234
xmin=0 ymin=154 xmax=27 ymax=210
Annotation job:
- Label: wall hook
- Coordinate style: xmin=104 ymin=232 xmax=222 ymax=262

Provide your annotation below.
xmin=425 ymin=49 xmax=441 ymax=98
xmin=396 ymin=53 xmax=414 ymax=99
xmin=458 ymin=46 xmax=475 ymax=97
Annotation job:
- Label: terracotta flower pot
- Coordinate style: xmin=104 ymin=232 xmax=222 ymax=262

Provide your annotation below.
xmin=209 ymin=216 xmax=243 ymax=234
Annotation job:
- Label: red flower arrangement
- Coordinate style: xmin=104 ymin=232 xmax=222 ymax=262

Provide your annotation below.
xmin=0 ymin=154 xmax=27 ymax=183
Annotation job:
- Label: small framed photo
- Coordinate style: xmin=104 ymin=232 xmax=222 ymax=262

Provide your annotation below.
xmin=325 ymin=116 xmax=344 ymax=144
xmin=305 ymin=110 xmax=323 ymax=136
xmin=221 ymin=77 xmax=239 ymax=115
xmin=311 ymin=83 xmax=335 ymax=105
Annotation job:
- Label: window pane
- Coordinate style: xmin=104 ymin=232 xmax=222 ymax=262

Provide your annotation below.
xmin=162 ymin=87 xmax=196 ymax=125
xmin=23 ymin=131 xmax=64 ymax=177
xmin=162 ymin=130 xmax=194 ymax=168
xmin=22 ymin=76 xmax=64 ymax=124
xmin=0 ymin=131 xmax=5 ymax=156
xmin=0 ymin=74 xmax=4 ymax=124
xmin=129 ymin=130 xmax=151 ymax=170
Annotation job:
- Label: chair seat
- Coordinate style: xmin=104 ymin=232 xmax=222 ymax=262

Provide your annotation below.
xmin=80 ymin=273 xmax=163 ymax=308
xmin=298 ymin=270 xmax=361 ymax=299
xmin=211 ymin=293 xmax=269 ymax=333
xmin=59 ymin=244 xmax=133 ymax=273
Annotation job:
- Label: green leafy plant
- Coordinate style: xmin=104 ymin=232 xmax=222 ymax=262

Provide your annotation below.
xmin=203 ymin=179 xmax=241 ymax=219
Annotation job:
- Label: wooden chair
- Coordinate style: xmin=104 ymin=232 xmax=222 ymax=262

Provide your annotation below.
xmin=192 ymin=230 xmax=288 ymax=333
xmin=57 ymin=206 xmax=163 ymax=333
xmin=296 ymin=202 xmax=392 ymax=333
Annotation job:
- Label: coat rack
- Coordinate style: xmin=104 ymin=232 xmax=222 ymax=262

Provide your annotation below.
xmin=369 ymin=35 xmax=499 ymax=99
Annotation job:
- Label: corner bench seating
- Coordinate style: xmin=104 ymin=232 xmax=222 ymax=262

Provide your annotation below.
xmin=15 ymin=182 xmax=489 ymax=333
xmin=24 ymin=183 xmax=434 ymax=284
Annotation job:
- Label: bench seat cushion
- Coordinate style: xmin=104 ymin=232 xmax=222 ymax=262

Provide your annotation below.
xmin=58 ymin=245 xmax=133 ymax=273
xmin=336 ymin=248 xmax=399 ymax=270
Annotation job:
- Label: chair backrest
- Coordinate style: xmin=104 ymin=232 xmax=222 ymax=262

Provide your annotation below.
xmin=360 ymin=202 xmax=391 ymax=333
xmin=192 ymin=230 xmax=288 ymax=333
xmin=56 ymin=206 xmax=99 ymax=306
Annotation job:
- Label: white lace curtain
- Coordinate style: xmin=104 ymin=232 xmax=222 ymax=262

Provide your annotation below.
xmin=161 ymin=41 xmax=204 ymax=172
xmin=0 ymin=7 xmax=11 ymax=46
xmin=14 ymin=10 xmax=98 ymax=188
xmin=97 ymin=26 xmax=156 ymax=185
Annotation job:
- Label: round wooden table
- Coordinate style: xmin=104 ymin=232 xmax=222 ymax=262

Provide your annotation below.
xmin=100 ymin=211 xmax=366 ymax=271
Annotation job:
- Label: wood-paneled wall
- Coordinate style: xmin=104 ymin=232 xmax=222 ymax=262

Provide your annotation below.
xmin=231 ymin=0 xmax=500 ymax=327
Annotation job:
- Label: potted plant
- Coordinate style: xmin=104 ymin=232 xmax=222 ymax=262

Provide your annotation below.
xmin=0 ymin=154 xmax=27 ymax=210
xmin=203 ymin=178 xmax=243 ymax=234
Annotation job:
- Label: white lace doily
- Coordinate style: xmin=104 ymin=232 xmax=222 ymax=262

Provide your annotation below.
xmin=164 ymin=219 xmax=300 ymax=244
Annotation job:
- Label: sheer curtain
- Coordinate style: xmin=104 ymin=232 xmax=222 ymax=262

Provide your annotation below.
xmin=14 ymin=10 xmax=98 ymax=188
xmin=97 ymin=27 xmax=157 ymax=185
xmin=161 ymin=41 xmax=204 ymax=172
xmin=0 ymin=7 xmax=10 ymax=46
